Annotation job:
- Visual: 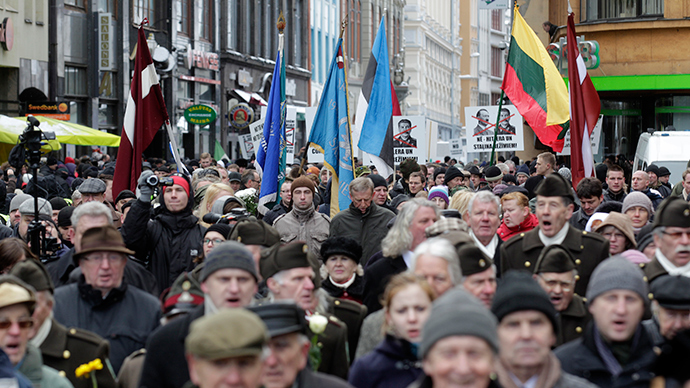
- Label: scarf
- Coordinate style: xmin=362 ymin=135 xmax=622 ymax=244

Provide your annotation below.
xmin=470 ymin=231 xmax=498 ymax=259
xmin=329 ymin=274 xmax=357 ymax=289
xmin=538 ymin=224 xmax=569 ymax=247
xmin=29 ymin=313 xmax=53 ymax=348
xmin=292 ymin=203 xmax=315 ymax=222
xmin=655 ymin=248 xmax=690 ymax=276
xmin=495 ymin=352 xmax=561 ymax=388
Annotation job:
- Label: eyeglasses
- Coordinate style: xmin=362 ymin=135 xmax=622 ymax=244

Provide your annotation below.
xmin=662 ymin=230 xmax=690 ymax=240
xmin=537 ymin=274 xmax=574 ymax=292
xmin=0 ymin=318 xmax=33 ymax=330
xmin=82 ymin=253 xmax=126 ymax=264
xmin=204 ymin=238 xmax=225 ymax=245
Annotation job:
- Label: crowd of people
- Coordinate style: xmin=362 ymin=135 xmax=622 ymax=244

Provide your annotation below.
xmin=0 ymin=149 xmax=688 ymax=387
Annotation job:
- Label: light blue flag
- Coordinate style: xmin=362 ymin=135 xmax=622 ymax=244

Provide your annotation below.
xmin=308 ymin=39 xmax=354 ymax=217
xmin=256 ymin=35 xmax=286 ymax=215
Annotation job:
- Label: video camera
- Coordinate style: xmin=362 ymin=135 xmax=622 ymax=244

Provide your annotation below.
xmin=202 ymin=208 xmax=252 ymax=225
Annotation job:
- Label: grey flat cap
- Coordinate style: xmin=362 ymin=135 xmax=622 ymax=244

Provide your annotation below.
xmin=78 ymin=178 xmax=107 ymax=194
xmin=18 ymin=197 xmax=52 ymax=218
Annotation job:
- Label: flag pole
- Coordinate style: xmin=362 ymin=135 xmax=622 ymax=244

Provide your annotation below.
xmin=490 ymin=1 xmax=518 ymax=165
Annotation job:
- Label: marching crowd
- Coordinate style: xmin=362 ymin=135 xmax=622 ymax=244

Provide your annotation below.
xmin=0 ymin=149 xmax=687 ymax=387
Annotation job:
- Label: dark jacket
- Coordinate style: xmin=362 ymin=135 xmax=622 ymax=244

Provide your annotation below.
xmin=121 ymin=179 xmax=206 ymax=289
xmin=362 ymin=254 xmax=406 ymax=314
xmin=557 ymin=294 xmax=591 ymax=347
xmin=389 ymin=180 xmax=410 ymax=199
xmin=330 ymin=203 xmax=395 ymax=266
xmin=603 ymin=188 xmax=627 ymax=203
xmin=322 ymin=275 xmax=365 ymax=304
xmin=139 ymin=305 xmax=204 ymax=388
xmin=569 ymin=208 xmax=591 ymax=231
xmin=349 ymin=335 xmax=423 ymax=388
xmin=263 ymin=201 xmax=290 ymax=225
xmin=52 ymin=277 xmax=161 ymax=373
xmin=500 ymin=225 xmax=609 ymax=297
xmin=295 ymin=368 xmax=355 ymax=388
xmin=327 ymin=296 xmax=368 ymax=364
xmin=39 ymin=318 xmax=116 ymax=388
xmin=407 ymin=374 xmax=503 ymax=388
xmin=643 ymin=256 xmax=670 ymax=285
xmin=638 ymin=188 xmax=663 ymax=209
xmin=555 ymin=324 xmax=657 ymax=388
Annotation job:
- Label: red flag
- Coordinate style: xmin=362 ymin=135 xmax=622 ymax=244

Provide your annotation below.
xmin=567 ymin=12 xmax=600 ymax=189
xmin=113 ymin=24 xmax=169 ymax=199
xmin=390 ymin=81 xmax=401 ymax=116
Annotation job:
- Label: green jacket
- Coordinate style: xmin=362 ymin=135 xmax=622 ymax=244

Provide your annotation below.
xmin=18 ymin=344 xmax=74 ymax=388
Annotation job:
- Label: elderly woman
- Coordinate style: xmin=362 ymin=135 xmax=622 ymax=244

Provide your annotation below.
xmin=622 ymin=192 xmax=654 ymax=235
xmin=594 ymin=212 xmax=637 ymax=256
xmin=349 ymin=273 xmax=436 ymax=388
xmin=497 ymin=191 xmax=538 ymax=241
xmin=320 ymin=236 xmax=364 ymax=304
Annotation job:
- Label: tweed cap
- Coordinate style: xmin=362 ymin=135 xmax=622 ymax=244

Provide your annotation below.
xmin=78 ymin=178 xmax=106 ymax=194
xmin=426 ymin=219 xmax=470 ymax=238
xmin=586 ymin=255 xmax=649 ymax=306
xmin=18 ymin=197 xmax=52 ymax=218
xmin=9 ymin=259 xmax=54 ymax=293
xmin=186 ymin=308 xmax=269 ymax=359
xmin=651 ymin=275 xmax=690 ymax=310
xmin=229 ymin=219 xmax=281 ymax=247
xmin=201 ymin=241 xmax=258 ymax=282
xmin=533 ymin=244 xmax=576 ymax=274
xmin=654 ymin=197 xmax=690 ymax=229
xmin=10 ymin=194 xmax=32 ymax=213
xmin=248 ymin=303 xmax=308 ymax=338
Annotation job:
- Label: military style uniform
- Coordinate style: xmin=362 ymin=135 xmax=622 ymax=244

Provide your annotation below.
xmin=642 ymin=257 xmax=666 ymax=284
xmin=500 ymin=226 xmax=609 ymax=297
xmin=309 ymin=312 xmax=350 ymax=379
xmin=329 ymin=297 xmax=367 ymax=363
xmin=557 ymin=294 xmax=591 ymax=347
xmin=39 ymin=319 xmax=117 ymax=388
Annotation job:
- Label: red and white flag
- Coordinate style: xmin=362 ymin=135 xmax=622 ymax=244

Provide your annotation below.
xmin=113 ymin=23 xmax=169 ymax=199
xmin=567 ymin=10 xmax=600 ymax=189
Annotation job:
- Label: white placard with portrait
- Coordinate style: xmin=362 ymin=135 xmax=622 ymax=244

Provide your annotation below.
xmin=464 ymin=105 xmax=524 ymax=153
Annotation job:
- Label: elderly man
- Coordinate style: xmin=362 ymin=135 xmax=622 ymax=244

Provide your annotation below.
xmin=9 ymin=193 xmax=32 ymax=228
xmin=0 ymin=276 xmax=73 ymax=388
xmin=362 ymin=198 xmax=439 ymax=313
xmin=464 ymin=191 xmax=502 ymax=266
xmin=603 ymin=164 xmax=628 ymax=202
xmin=10 ymin=259 xmax=117 ymax=388
xmin=501 ymin=173 xmax=610 ymax=296
xmin=570 ymin=177 xmax=603 ymax=231
xmin=250 ymin=304 xmax=354 ymax=388
xmin=274 ymin=176 xmax=330 ymax=259
xmin=122 ymin=171 xmax=205 ymax=289
xmin=241 ymin=170 xmax=261 ymax=191
xmin=140 ymin=242 xmax=260 ymax=388
xmin=532 ymin=245 xmax=590 ymax=346
xmin=455 ymin=244 xmax=497 ymax=308
xmin=555 ymin=256 xmax=657 ymax=387
xmin=491 ymin=271 xmax=596 ymax=388
xmin=330 ymin=177 xmax=395 ymax=265
xmin=16 ymin=197 xmax=52 ymax=241
xmin=78 ymin=178 xmax=122 ymax=228
xmin=263 ymin=180 xmax=292 ymax=226
xmin=261 ymin=241 xmax=351 ymax=379
xmin=368 ymin=174 xmax=391 ymax=210
xmin=53 ymin=225 xmax=161 ymax=373
xmin=644 ymin=197 xmax=690 ymax=284
xmin=186 ymin=308 xmax=268 ymax=388
xmin=643 ymin=275 xmax=690 ymax=347
xmin=631 ymin=170 xmax=663 ymax=209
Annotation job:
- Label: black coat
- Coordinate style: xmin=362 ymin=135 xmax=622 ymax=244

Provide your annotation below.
xmin=322 ymin=275 xmax=365 ymax=303
xmin=295 ymin=368 xmax=355 ymax=388
xmin=139 ymin=305 xmax=204 ymax=388
xmin=349 ymin=335 xmax=423 ymax=388
xmin=362 ymin=254 xmax=407 ymax=314
xmin=554 ymin=323 xmax=657 ymax=388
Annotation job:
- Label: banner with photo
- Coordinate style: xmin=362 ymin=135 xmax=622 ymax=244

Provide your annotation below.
xmin=464 ymin=105 xmax=524 ymax=153
xmin=557 ymin=115 xmax=604 ymax=156
xmin=393 ymin=116 xmax=427 ymax=165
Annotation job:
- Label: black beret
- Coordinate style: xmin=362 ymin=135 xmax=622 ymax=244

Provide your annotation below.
xmin=456 ymin=244 xmax=493 ymax=276
xmin=651 ymin=275 xmax=690 ymax=309
xmin=533 ymin=245 xmax=575 ymax=274
xmin=534 ymin=173 xmax=574 ymax=201
xmin=654 ymin=197 xmax=690 ymax=229
xmin=320 ymin=236 xmax=362 ymax=264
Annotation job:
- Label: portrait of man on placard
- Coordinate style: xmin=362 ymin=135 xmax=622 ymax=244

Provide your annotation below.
xmin=394 ymin=118 xmax=417 ymax=148
xmin=473 ymin=108 xmax=493 ymax=137
xmin=498 ymin=107 xmax=516 ymax=135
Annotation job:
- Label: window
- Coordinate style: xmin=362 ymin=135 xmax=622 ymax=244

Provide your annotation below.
xmin=177 ymin=0 xmax=191 ymax=36
xmin=479 ymin=93 xmax=490 ymax=106
xmin=491 ymin=9 xmax=501 ymax=31
xmin=64 ymin=0 xmax=85 ymax=8
xmin=133 ymin=0 xmax=155 ymax=25
xmin=226 ymin=0 xmax=237 ymax=49
xmin=491 ymin=92 xmax=502 ymax=105
xmin=491 ymin=46 xmax=502 ymax=77
xmin=581 ymin=0 xmax=663 ymax=21
xmin=348 ymin=0 xmax=361 ymax=62
xmin=65 ymin=66 xmax=87 ymax=96
xmin=200 ymin=0 xmax=213 ymax=41
xmin=98 ymin=103 xmax=118 ymax=127
xmin=98 ymin=0 xmax=116 ymax=14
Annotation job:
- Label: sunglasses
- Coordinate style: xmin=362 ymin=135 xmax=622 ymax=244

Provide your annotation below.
xmin=0 ymin=318 xmax=33 ymax=330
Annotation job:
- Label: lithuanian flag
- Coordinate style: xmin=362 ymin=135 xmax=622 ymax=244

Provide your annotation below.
xmin=501 ymin=6 xmax=569 ymax=152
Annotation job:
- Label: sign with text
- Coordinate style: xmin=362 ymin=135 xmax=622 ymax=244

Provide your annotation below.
xmin=248 ymin=118 xmax=265 ymax=158
xmin=449 ymin=138 xmax=464 ymax=157
xmin=548 ymin=36 xmax=600 ymax=76
xmin=464 ymin=105 xmax=524 ymax=153
xmin=239 ymin=133 xmax=254 ymax=159
xmin=305 ymin=107 xmax=325 ymax=163
xmin=557 ymin=115 xmax=604 ymax=156
xmin=393 ymin=116 xmax=427 ymax=165
xmin=479 ymin=0 xmax=510 ymax=9
xmin=98 ymin=13 xmax=113 ymax=71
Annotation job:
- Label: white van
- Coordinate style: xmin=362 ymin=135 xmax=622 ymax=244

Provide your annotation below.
xmin=633 ymin=131 xmax=690 ymax=181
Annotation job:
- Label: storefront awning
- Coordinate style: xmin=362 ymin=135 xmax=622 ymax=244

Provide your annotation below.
xmin=233 ymin=89 xmax=268 ymax=106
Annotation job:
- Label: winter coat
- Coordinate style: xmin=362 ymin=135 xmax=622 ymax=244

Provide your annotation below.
xmin=322 ymin=275 xmax=365 ymax=304
xmin=294 ymin=368 xmax=355 ymax=388
xmin=362 ymin=254 xmax=406 ymax=314
xmin=349 ymin=335 xmax=423 ymax=388
xmin=274 ymin=205 xmax=330 ymax=260
xmin=603 ymin=188 xmax=627 ymax=203
xmin=330 ymin=203 xmax=395 ymax=266
xmin=53 ymin=277 xmax=161 ymax=373
xmin=407 ymin=374 xmax=503 ymax=388
xmin=554 ymin=323 xmax=657 ymax=388
xmin=263 ymin=201 xmax=290 ymax=226
xmin=18 ymin=344 xmax=74 ymax=388
xmin=121 ymin=175 xmax=205 ymax=289
xmin=355 ymin=310 xmax=385 ymax=360
xmin=569 ymin=208 xmax=592 ymax=231
xmin=497 ymin=212 xmax=538 ymax=241
xmin=556 ymin=294 xmax=591 ymax=347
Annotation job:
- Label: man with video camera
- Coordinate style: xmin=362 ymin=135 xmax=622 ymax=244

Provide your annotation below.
xmin=121 ymin=170 xmax=206 ymax=289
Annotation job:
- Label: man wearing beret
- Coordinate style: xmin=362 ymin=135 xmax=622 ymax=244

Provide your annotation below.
xmin=643 ymin=274 xmax=690 ymax=347
xmin=250 ymin=304 xmax=354 ymax=388
xmin=140 ymin=241 xmax=260 ymax=388
xmin=456 ymin=244 xmax=497 ymax=308
xmin=555 ymin=256 xmax=657 ymax=387
xmin=228 ymin=218 xmax=281 ymax=280
xmin=53 ymin=225 xmax=161 ymax=374
xmin=492 ymin=271 xmax=597 ymax=388
xmin=261 ymin=241 xmax=350 ymax=379
xmin=643 ymin=197 xmax=690 ymax=283
xmin=532 ymin=245 xmax=591 ymax=346
xmin=10 ymin=259 xmax=116 ymax=388
xmin=274 ymin=176 xmax=330 ymax=260
xmin=185 ymin=308 xmax=269 ymax=388
xmin=500 ymin=173 xmax=610 ymax=297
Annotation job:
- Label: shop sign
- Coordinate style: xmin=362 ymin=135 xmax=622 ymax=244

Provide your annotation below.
xmin=548 ymin=36 xmax=600 ymax=75
xmin=98 ymin=13 xmax=113 ymax=71
xmin=184 ymin=104 xmax=217 ymax=126
xmin=228 ymin=103 xmax=254 ymax=129
xmin=0 ymin=17 xmax=14 ymax=51
xmin=186 ymin=49 xmax=219 ymax=71
xmin=23 ymin=102 xmax=70 ymax=120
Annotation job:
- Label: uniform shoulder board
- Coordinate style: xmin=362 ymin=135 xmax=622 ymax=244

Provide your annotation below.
xmin=333 ymin=299 xmax=367 ymax=316
xmin=67 ymin=327 xmax=108 ymax=346
xmin=125 ymin=348 xmax=147 ymax=360
xmin=326 ymin=314 xmax=344 ymax=328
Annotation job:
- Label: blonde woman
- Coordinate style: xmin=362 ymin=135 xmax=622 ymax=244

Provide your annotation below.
xmin=197 ymin=182 xmax=234 ymax=227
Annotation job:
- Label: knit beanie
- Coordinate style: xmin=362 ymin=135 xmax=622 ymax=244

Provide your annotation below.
xmin=636 ymin=224 xmax=655 ymax=252
xmin=170 ymin=175 xmax=191 ymax=197
xmin=205 ymin=223 xmax=233 ymax=239
xmin=585 ymin=255 xmax=649 ymax=306
xmin=622 ymin=192 xmax=654 ymax=216
xmin=368 ymin=174 xmax=388 ymax=189
xmin=444 ymin=166 xmax=464 ymax=185
xmin=420 ymin=287 xmax=499 ymax=358
xmin=428 ymin=186 xmax=449 ymax=204
xmin=290 ymin=176 xmax=315 ymax=196
xmin=491 ymin=270 xmax=559 ymax=333
xmin=516 ymin=164 xmax=530 ymax=177
xmin=201 ymin=241 xmax=258 ymax=282
xmin=433 ymin=167 xmax=447 ymax=182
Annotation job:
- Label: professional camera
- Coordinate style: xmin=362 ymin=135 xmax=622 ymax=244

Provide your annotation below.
xmin=202 ymin=208 xmax=252 ymax=225
xmin=145 ymin=175 xmax=174 ymax=188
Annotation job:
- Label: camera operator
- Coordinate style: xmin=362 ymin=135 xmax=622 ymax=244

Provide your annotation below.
xmin=121 ymin=170 xmax=205 ymax=290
